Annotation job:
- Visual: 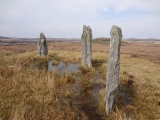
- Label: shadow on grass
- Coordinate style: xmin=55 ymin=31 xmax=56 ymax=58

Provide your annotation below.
xmin=73 ymin=88 xmax=105 ymax=120
xmin=71 ymin=73 xmax=106 ymax=120
xmin=117 ymin=77 xmax=136 ymax=118
xmin=118 ymin=84 xmax=135 ymax=105
xmin=92 ymin=59 xmax=107 ymax=67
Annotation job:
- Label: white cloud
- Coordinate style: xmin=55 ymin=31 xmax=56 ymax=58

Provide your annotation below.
xmin=107 ymin=0 xmax=160 ymax=13
xmin=0 ymin=0 xmax=160 ymax=38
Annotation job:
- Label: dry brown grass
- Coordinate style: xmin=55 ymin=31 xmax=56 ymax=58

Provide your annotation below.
xmin=0 ymin=41 xmax=160 ymax=120
xmin=52 ymin=60 xmax=60 ymax=66
xmin=1 ymin=40 xmax=160 ymax=63
xmin=0 ymin=52 xmax=88 ymax=120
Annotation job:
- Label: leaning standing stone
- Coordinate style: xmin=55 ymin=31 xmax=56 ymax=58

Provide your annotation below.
xmin=81 ymin=25 xmax=92 ymax=68
xmin=105 ymin=25 xmax=122 ymax=114
xmin=37 ymin=33 xmax=48 ymax=57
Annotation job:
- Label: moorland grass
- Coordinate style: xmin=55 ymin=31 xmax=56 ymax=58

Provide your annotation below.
xmin=0 ymin=50 xmax=160 ymax=120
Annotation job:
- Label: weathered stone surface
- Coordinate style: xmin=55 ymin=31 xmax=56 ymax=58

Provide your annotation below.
xmin=81 ymin=25 xmax=92 ymax=68
xmin=37 ymin=33 xmax=48 ymax=57
xmin=105 ymin=25 xmax=122 ymax=114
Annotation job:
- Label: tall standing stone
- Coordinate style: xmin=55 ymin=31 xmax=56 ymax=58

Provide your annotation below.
xmin=105 ymin=25 xmax=122 ymax=114
xmin=37 ymin=33 xmax=48 ymax=57
xmin=81 ymin=25 xmax=92 ymax=68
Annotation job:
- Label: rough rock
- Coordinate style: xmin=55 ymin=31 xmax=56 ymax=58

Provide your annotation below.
xmin=105 ymin=25 xmax=122 ymax=114
xmin=37 ymin=33 xmax=48 ymax=57
xmin=81 ymin=25 xmax=92 ymax=68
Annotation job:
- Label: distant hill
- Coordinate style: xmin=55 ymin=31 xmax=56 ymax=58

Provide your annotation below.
xmin=0 ymin=36 xmax=81 ymax=44
xmin=0 ymin=36 xmax=81 ymax=41
xmin=124 ymin=38 xmax=160 ymax=41
xmin=92 ymin=37 xmax=110 ymax=44
xmin=0 ymin=36 xmax=160 ymax=42
xmin=93 ymin=37 xmax=160 ymax=41
xmin=0 ymin=36 xmax=13 ymax=39
xmin=93 ymin=37 xmax=110 ymax=41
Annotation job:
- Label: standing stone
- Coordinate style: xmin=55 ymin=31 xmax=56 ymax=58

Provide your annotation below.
xmin=81 ymin=25 xmax=92 ymax=68
xmin=37 ymin=33 xmax=48 ymax=57
xmin=105 ymin=25 xmax=122 ymax=114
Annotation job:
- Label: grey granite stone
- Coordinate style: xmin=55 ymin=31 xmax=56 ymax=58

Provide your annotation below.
xmin=37 ymin=33 xmax=48 ymax=57
xmin=81 ymin=25 xmax=92 ymax=68
xmin=106 ymin=25 xmax=122 ymax=114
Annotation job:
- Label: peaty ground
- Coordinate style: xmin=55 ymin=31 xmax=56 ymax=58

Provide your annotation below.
xmin=0 ymin=40 xmax=160 ymax=120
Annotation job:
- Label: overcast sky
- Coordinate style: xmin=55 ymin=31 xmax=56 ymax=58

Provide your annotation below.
xmin=0 ymin=0 xmax=160 ymax=38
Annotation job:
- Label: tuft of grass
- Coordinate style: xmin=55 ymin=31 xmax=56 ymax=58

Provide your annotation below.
xmin=49 ymin=50 xmax=81 ymax=64
xmin=52 ymin=60 xmax=59 ymax=66
xmin=64 ymin=71 xmax=75 ymax=84
xmin=78 ymin=65 xmax=95 ymax=75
